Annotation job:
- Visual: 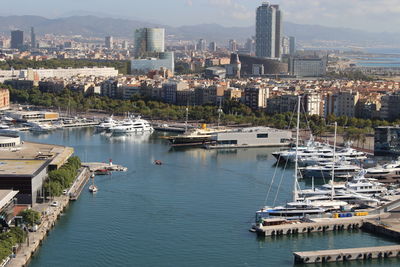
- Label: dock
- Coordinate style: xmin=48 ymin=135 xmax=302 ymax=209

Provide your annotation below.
xmin=294 ymin=245 xmax=400 ymax=263
xmin=255 ymin=217 xmax=369 ymax=237
xmin=8 ymin=195 xmax=70 ymax=267
xmin=61 ymin=121 xmax=99 ymax=128
xmin=69 ymin=167 xmax=91 ymax=201
xmin=82 ymin=162 xmax=127 ymax=172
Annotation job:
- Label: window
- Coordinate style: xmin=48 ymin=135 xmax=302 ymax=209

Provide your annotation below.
xmin=257 ymin=133 xmax=268 ymax=138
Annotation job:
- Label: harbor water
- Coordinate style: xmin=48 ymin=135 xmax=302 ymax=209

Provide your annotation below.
xmin=24 ymin=128 xmax=399 ymax=267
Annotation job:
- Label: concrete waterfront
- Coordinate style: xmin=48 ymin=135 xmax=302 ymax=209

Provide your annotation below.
xmin=8 ymin=168 xmax=91 ymax=267
xmin=294 ymin=245 xmax=400 ymax=264
xmin=256 ymin=217 xmax=368 ymax=237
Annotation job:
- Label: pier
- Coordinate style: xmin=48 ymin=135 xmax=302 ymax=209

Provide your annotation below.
xmin=294 ymin=245 xmax=400 ymax=264
xmin=82 ymin=162 xmax=127 ymax=172
xmin=8 ymin=195 xmax=70 ymax=267
xmin=255 ymin=217 xmax=370 ymax=237
xmin=69 ymin=167 xmax=91 ymax=201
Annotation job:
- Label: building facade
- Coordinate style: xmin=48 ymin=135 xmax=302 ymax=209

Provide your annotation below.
xmin=380 ymin=93 xmax=400 ymax=121
xmin=0 ymin=89 xmax=10 ymax=110
xmin=11 ymin=30 xmax=24 ymax=49
xmin=134 ymin=28 xmax=165 ymax=58
xmin=244 ymin=87 xmax=269 ymax=109
xmin=289 ymin=57 xmax=326 ymax=77
xmin=255 ymin=3 xmax=282 ymax=59
xmin=131 ymin=52 xmax=174 ymax=75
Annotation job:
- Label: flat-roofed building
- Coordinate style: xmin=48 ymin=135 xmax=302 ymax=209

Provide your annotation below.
xmin=0 ymin=139 xmax=74 ymax=204
xmin=5 ymin=111 xmax=59 ymax=122
xmin=0 ymin=190 xmax=19 ymax=226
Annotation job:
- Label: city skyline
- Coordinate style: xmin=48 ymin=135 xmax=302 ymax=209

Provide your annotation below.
xmin=1 ymin=0 xmax=399 ymax=33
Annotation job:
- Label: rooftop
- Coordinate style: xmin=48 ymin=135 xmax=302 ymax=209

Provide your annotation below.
xmin=0 ymin=159 xmax=48 ymax=176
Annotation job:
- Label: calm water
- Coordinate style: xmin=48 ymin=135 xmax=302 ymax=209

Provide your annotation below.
xmin=21 ymin=128 xmax=398 ymax=267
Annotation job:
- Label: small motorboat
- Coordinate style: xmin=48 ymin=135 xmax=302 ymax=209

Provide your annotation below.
xmin=94 ymin=169 xmax=111 ymax=175
xmin=154 ymin=160 xmax=163 ymax=165
xmin=89 ymin=184 xmax=98 ymax=193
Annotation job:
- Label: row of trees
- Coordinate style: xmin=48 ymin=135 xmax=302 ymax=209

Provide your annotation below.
xmin=7 ymin=86 xmax=400 ymax=145
xmin=0 ymin=227 xmax=26 ymax=262
xmin=44 ymin=156 xmax=81 ymax=197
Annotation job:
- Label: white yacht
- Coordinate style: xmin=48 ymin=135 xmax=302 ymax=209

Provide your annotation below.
xmin=96 ymin=116 xmax=118 ymax=132
xmin=29 ymin=122 xmax=55 ymax=132
xmin=0 ymin=124 xmax=10 ymax=129
xmin=366 ymin=158 xmax=400 ymax=179
xmin=111 ymin=116 xmax=153 ymax=134
xmin=272 ymin=139 xmax=332 ymax=162
xmin=255 ymin=97 xmax=333 ymax=223
xmin=300 ymin=160 xmax=361 ymax=179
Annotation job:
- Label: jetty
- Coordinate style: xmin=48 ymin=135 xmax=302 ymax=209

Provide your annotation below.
xmin=8 ymin=195 xmax=70 ymax=267
xmin=294 ymin=245 xmax=400 ymax=264
xmin=82 ymin=161 xmax=127 ymax=172
xmin=255 ymin=216 xmax=368 ymax=237
xmin=69 ymin=167 xmax=91 ymax=201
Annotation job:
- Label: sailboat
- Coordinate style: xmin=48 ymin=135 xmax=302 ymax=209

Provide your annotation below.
xmin=255 ymin=96 xmax=327 ymax=223
xmin=89 ymin=174 xmax=98 ymax=193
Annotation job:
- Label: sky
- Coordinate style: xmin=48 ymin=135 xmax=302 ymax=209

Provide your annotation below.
xmin=1 ymin=0 xmax=400 ymax=32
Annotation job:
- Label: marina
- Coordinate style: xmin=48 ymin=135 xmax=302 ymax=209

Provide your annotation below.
xmin=2 ymin=106 xmax=400 ymax=266
xmin=11 ymin=128 xmax=398 ymax=267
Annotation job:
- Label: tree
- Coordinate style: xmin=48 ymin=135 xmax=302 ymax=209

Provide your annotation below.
xmin=19 ymin=209 xmax=41 ymax=226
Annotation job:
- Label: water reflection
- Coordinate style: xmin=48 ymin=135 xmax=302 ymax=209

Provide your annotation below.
xmin=104 ymin=132 xmax=153 ymax=144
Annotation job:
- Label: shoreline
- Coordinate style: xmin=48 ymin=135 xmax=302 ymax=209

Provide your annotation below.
xmin=8 ymin=168 xmax=91 ymax=267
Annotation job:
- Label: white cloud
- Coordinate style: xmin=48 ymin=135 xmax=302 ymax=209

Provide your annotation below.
xmin=207 ymin=0 xmax=252 ymax=20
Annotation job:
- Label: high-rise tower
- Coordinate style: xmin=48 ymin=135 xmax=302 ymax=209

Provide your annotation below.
xmin=31 ymin=27 xmax=36 ymax=49
xmin=134 ymin=28 xmax=165 ymax=58
xmin=11 ymin=30 xmax=24 ymax=49
xmin=255 ymin=3 xmax=282 ymax=59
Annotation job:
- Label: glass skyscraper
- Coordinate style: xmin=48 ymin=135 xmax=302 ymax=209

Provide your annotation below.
xmin=255 ymin=3 xmax=282 ymax=59
xmin=134 ymin=28 xmax=165 ymax=58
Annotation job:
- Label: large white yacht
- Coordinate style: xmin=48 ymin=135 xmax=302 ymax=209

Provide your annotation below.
xmin=111 ymin=116 xmax=153 ymax=134
xmin=366 ymin=158 xmax=400 ymax=179
xmin=300 ymin=160 xmax=362 ymax=179
xmin=96 ymin=116 xmax=118 ymax=132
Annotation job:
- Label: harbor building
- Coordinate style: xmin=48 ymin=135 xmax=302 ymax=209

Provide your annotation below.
xmin=0 ymin=135 xmax=74 ymax=204
xmin=207 ymin=127 xmax=292 ymax=149
xmin=374 ymin=126 xmax=400 ymax=156
xmin=0 ymin=88 xmax=10 ymax=110
xmin=256 ymin=3 xmax=282 ymax=59
xmin=5 ymin=110 xmax=59 ymax=122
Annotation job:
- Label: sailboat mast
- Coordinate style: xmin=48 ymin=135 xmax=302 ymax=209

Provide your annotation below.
xmin=294 ymin=95 xmax=301 ymax=202
xmin=185 ymin=105 xmax=189 ymax=133
xmin=331 ymin=122 xmax=337 ymax=201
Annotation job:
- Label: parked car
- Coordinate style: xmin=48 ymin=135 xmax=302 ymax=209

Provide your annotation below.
xmin=50 ymin=201 xmax=59 ymax=207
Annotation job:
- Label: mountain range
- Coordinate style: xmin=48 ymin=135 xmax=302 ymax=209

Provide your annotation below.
xmin=0 ymin=15 xmax=399 ymax=47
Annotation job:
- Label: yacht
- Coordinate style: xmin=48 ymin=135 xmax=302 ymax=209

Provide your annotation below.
xmin=111 ymin=116 xmax=153 ymax=134
xmin=0 ymin=124 xmax=10 ymax=130
xmin=272 ymin=140 xmax=332 ymax=162
xmin=29 ymin=122 xmax=55 ymax=133
xmin=300 ymin=160 xmax=361 ymax=179
xmin=96 ymin=116 xmax=118 ymax=132
xmin=366 ymin=158 xmax=400 ymax=179
xmin=255 ymin=97 xmax=334 ymax=224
